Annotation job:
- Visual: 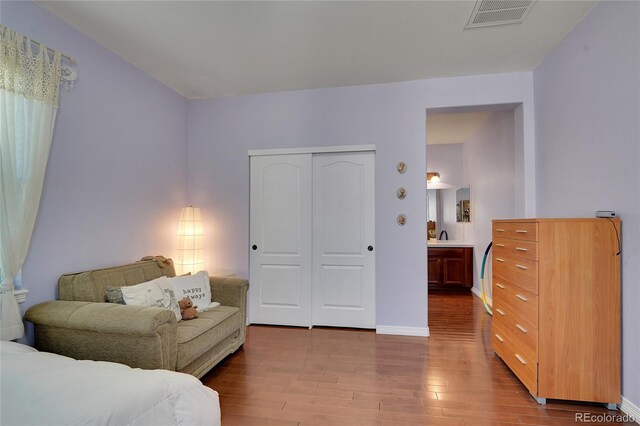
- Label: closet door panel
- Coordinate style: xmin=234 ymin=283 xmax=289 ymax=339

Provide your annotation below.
xmin=312 ymin=152 xmax=375 ymax=328
xmin=249 ymin=154 xmax=312 ymax=326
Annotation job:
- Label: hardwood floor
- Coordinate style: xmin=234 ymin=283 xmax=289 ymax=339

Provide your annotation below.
xmin=202 ymin=292 xmax=635 ymax=425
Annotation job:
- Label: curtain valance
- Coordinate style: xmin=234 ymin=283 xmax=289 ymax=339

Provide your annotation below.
xmin=0 ymin=24 xmax=62 ymax=106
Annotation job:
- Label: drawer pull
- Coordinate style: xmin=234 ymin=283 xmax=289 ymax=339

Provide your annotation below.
xmin=515 ymin=264 xmax=528 ymax=270
xmin=515 ymin=294 xmax=528 ymax=302
xmin=495 ymin=243 xmax=505 ymax=247
xmin=495 ymin=334 xmax=505 ymax=342
xmin=515 ymin=247 xmax=528 ymax=252
xmin=515 ymin=229 xmax=528 ymax=234
xmin=516 ymin=324 xmax=528 ymax=333
xmin=515 ymin=354 xmax=527 ymax=365
xmin=496 ymin=308 xmax=506 ymax=316
xmin=496 ymin=228 xmax=506 ymax=232
xmin=496 ymin=258 xmax=505 ymax=263
xmin=496 ymin=283 xmax=506 ymax=289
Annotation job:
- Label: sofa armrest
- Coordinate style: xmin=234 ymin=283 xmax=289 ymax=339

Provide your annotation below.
xmin=209 ymin=276 xmax=248 ymax=310
xmin=24 ymin=301 xmax=178 ymax=371
xmin=25 ymin=301 xmax=177 ymax=335
xmin=210 ymin=276 xmax=249 ymax=343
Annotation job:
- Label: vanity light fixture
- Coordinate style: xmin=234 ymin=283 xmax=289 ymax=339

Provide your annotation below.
xmin=427 ymin=172 xmax=441 ymax=183
xmin=427 ymin=172 xmax=456 ymax=189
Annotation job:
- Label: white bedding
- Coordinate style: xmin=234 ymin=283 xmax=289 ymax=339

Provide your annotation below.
xmin=0 ymin=341 xmax=220 ymax=426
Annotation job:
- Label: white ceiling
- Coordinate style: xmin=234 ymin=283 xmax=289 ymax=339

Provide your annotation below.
xmin=38 ymin=1 xmax=597 ymax=99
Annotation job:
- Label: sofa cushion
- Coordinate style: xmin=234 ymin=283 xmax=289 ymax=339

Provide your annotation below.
xmin=176 ymin=306 xmax=241 ymax=370
xmin=105 ymin=287 xmax=125 ymax=304
xmin=167 ymin=271 xmax=219 ymax=312
xmin=120 ymin=277 xmax=182 ymax=321
xmin=58 ymin=260 xmax=175 ymax=302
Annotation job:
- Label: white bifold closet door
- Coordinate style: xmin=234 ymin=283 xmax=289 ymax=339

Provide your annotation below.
xmin=249 ymin=151 xmax=375 ymax=328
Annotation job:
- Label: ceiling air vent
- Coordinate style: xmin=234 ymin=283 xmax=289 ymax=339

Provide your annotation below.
xmin=465 ymin=0 xmax=536 ymax=29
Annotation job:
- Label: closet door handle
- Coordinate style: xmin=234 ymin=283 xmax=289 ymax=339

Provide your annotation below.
xmin=251 ymin=244 xmax=258 ymax=250
xmin=515 ymin=264 xmax=528 ymax=270
xmin=496 ymin=283 xmax=506 ymax=289
xmin=495 ymin=228 xmax=506 ymax=233
xmin=515 ymin=354 xmax=527 ymax=365
xmin=495 ymin=243 xmax=505 ymax=248
xmin=516 ymin=324 xmax=528 ymax=334
xmin=515 ymin=247 xmax=528 ymax=252
xmin=495 ymin=334 xmax=505 ymax=343
xmin=367 ymin=245 xmax=374 ymax=252
xmin=495 ymin=258 xmax=505 ymax=263
xmin=515 ymin=294 xmax=528 ymax=302
xmin=495 ymin=308 xmax=506 ymax=316
xmin=515 ymin=229 xmax=528 ymax=234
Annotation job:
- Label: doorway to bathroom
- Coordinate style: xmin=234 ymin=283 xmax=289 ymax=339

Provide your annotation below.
xmin=426 ymin=104 xmax=522 ymax=303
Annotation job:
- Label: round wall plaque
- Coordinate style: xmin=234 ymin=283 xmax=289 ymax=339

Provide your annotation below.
xmin=396 ymin=187 xmax=407 ymax=199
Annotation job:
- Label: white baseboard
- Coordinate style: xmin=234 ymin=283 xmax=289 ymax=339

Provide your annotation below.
xmin=376 ymin=325 xmax=430 ymax=337
xmin=621 ymin=396 xmax=640 ymax=420
xmin=471 ymin=286 xmax=492 ymax=307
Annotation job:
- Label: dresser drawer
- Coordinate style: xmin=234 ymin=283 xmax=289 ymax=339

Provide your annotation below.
xmin=491 ymin=297 xmax=510 ymax=327
xmin=509 ymin=222 xmax=538 ymax=241
xmin=492 ymin=223 xmax=511 ymax=239
xmin=504 ymin=286 xmax=538 ymax=328
xmin=492 ymin=279 xmax=513 ymax=318
xmin=494 ymin=238 xmax=538 ymax=262
xmin=508 ymin=239 xmax=538 ymax=261
xmin=493 ymin=256 xmax=539 ymax=295
xmin=492 ymin=324 xmax=537 ymax=394
xmin=492 ymin=301 xmax=537 ymax=361
xmin=493 ymin=238 xmax=510 ymax=259
xmin=502 ymin=314 xmax=538 ymax=362
xmin=493 ymin=276 xmax=512 ymax=291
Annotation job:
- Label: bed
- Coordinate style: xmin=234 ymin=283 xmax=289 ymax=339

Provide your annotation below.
xmin=0 ymin=341 xmax=220 ymax=426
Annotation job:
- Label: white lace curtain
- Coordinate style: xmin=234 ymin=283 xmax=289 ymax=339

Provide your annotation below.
xmin=0 ymin=24 xmax=63 ymax=340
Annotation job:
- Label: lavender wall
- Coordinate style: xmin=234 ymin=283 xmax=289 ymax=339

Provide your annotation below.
xmin=462 ymin=111 xmax=516 ymax=295
xmin=426 ymin=143 xmax=464 ymax=188
xmin=534 ymin=1 xmax=640 ymax=407
xmin=188 ymin=73 xmax=536 ymax=331
xmin=3 ymin=1 xmax=188 ymax=339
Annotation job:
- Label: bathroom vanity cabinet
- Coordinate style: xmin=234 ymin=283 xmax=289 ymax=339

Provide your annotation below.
xmin=427 ymin=246 xmax=473 ymax=290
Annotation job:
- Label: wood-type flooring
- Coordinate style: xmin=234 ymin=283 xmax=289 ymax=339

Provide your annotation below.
xmin=202 ymin=291 xmax=636 ymax=425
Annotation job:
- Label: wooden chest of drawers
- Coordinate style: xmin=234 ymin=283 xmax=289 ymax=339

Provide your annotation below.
xmin=491 ymin=218 xmax=621 ymax=406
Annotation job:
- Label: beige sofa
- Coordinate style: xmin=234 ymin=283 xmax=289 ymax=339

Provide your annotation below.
xmin=24 ymin=259 xmax=248 ymax=378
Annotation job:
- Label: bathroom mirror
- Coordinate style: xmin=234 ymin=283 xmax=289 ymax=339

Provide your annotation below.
xmin=456 ymin=187 xmax=471 ymax=222
xmin=427 ymin=186 xmax=471 ymax=240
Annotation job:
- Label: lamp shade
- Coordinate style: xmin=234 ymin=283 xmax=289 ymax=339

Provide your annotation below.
xmin=176 ymin=206 xmax=204 ymax=275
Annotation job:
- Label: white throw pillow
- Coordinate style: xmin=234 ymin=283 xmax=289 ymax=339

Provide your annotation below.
xmin=120 ymin=276 xmax=182 ymax=321
xmin=168 ymin=271 xmax=220 ymax=312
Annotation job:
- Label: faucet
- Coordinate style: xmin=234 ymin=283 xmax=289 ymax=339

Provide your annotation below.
xmin=439 ymin=230 xmax=449 ymax=240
